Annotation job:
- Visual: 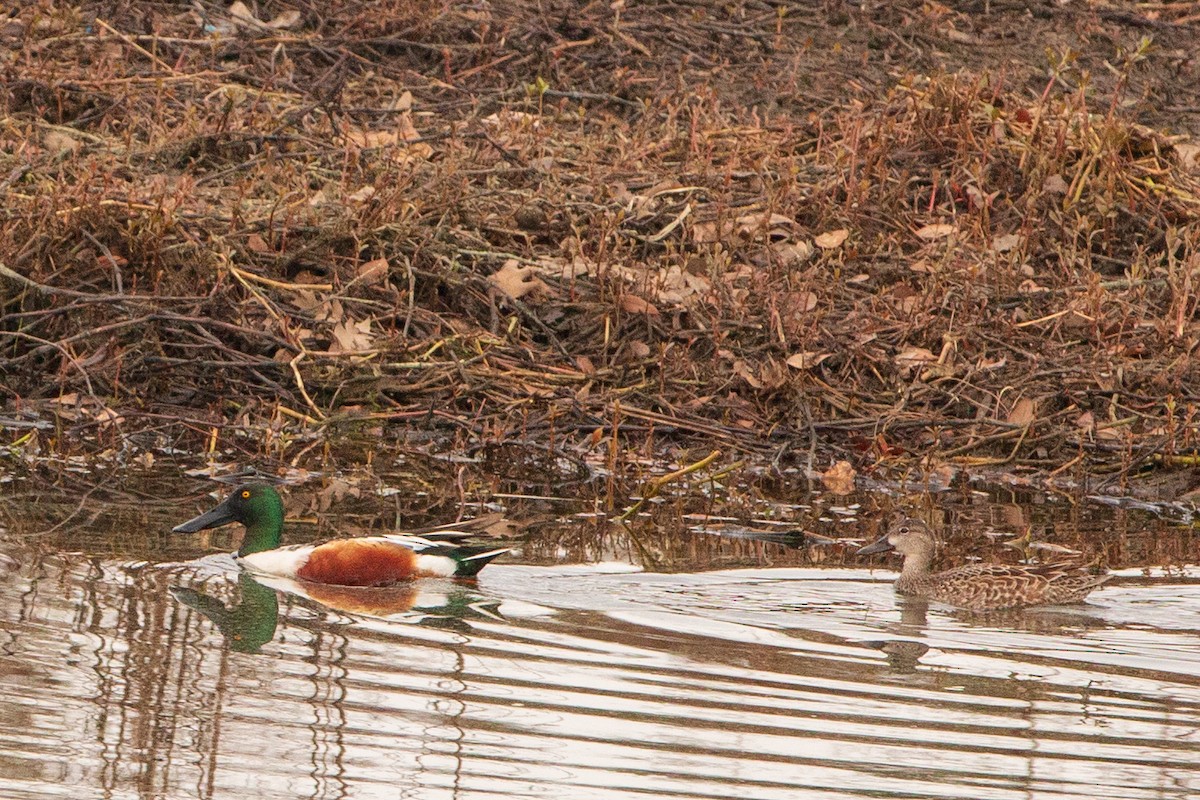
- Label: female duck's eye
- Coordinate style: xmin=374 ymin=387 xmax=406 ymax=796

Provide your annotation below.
xmin=898 ymin=526 xmax=909 ymax=534
xmin=241 ymin=490 xmax=251 ymax=498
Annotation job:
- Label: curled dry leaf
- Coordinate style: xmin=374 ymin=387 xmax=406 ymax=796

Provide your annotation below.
xmin=265 ymin=9 xmax=301 ymax=28
xmin=820 ymin=460 xmax=857 ymax=495
xmin=914 ymin=223 xmax=956 ymax=240
xmin=733 ymin=359 xmax=763 ymax=389
xmin=895 ymin=346 xmax=937 ymax=372
xmin=227 ymin=2 xmax=301 ymax=30
xmin=786 ymin=351 xmax=831 ymax=370
xmin=626 ymin=341 xmax=652 ymax=359
xmin=735 ymin=212 xmax=795 ymax=237
xmin=619 ymin=293 xmax=660 ymax=316
xmin=772 ymin=240 xmax=815 ymax=266
xmin=355 ymin=258 xmax=388 ymax=286
xmin=814 ymin=228 xmax=849 ymax=249
xmin=43 ymin=130 xmax=81 ymax=155
xmin=1007 ymin=397 xmax=1036 ymax=426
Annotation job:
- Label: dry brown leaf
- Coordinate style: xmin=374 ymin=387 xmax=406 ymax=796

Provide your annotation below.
xmin=820 ymin=460 xmax=857 ymax=495
xmin=345 ymin=129 xmax=400 ymax=149
xmin=991 ymin=233 xmax=1022 ymax=253
xmin=656 ymin=264 xmax=710 ymax=305
xmin=757 ymin=359 xmax=789 ymax=390
xmin=396 ymin=112 xmax=422 ymax=143
xmin=246 ymin=233 xmax=271 ymax=253
xmin=772 ymin=240 xmax=815 ymax=266
xmin=735 ymin=212 xmax=794 ymax=237
xmin=1042 ymin=174 xmax=1069 ymax=194
xmin=227 ymin=3 xmax=302 ymax=30
xmin=619 ymin=293 xmax=660 ymax=316
xmin=227 ymin=1 xmax=258 ymax=26
xmin=92 ymin=406 xmax=124 ymax=427
xmin=318 ymin=297 xmax=344 ymax=323
xmin=43 ymin=130 xmax=81 ymax=155
xmin=316 ymin=477 xmax=357 ymax=511
xmin=627 ymin=341 xmax=652 ymax=358
xmin=329 ymin=318 xmax=373 ymax=353
xmin=914 ymin=223 xmax=956 ymax=240
xmin=265 ymin=9 xmax=301 ymax=28
xmin=690 ymin=220 xmax=727 ymax=244
xmin=977 ymin=356 xmax=1006 ymax=370
xmin=1176 ymin=142 xmax=1200 ymax=172
xmin=481 ymin=110 xmax=541 ymax=129
xmin=814 ymin=228 xmax=849 ymax=249
xmin=786 ymin=351 xmax=831 ymax=370
xmin=356 ymin=258 xmax=388 ymax=286
xmin=291 ymin=289 xmax=319 ymax=312
xmin=489 ymin=259 xmax=547 ymax=301
xmin=895 ymin=346 xmax=937 ymax=371
xmin=1007 ymin=397 xmax=1036 ymax=426
xmin=391 ymin=91 xmax=414 ymax=112
xmin=789 ymin=291 xmax=818 ymax=314
xmin=733 ymin=359 xmax=763 ymax=389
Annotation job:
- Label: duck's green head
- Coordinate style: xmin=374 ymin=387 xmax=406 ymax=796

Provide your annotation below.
xmin=173 ymin=483 xmax=285 ymax=556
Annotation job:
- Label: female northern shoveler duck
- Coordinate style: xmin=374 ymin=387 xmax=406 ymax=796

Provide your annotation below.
xmin=857 ymin=517 xmax=1111 ymax=611
xmin=173 ymin=484 xmax=509 ymax=587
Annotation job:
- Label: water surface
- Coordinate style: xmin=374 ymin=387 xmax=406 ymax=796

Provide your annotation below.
xmin=2 ymin=479 xmax=1199 ymax=800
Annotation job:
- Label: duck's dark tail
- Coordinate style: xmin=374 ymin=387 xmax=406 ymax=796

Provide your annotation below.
xmin=451 ymin=546 xmax=511 ymax=577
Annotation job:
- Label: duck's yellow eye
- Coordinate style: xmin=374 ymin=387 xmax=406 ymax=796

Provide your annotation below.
xmin=241 ymin=490 xmax=251 ymax=498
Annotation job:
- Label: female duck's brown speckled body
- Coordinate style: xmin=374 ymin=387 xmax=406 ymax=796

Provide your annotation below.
xmin=857 ymin=518 xmax=1111 ymax=611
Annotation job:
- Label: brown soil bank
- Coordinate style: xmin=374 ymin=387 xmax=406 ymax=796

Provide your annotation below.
xmin=3 ymin=2 xmax=1200 ymax=480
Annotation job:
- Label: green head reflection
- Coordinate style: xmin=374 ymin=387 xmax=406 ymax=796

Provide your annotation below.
xmin=171 ymin=573 xmax=279 ymax=654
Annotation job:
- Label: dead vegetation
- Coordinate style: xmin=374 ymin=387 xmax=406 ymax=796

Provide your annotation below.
xmin=2 ymin=1 xmax=1200 ymax=487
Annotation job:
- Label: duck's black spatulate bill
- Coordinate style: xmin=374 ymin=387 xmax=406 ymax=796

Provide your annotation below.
xmin=173 ymin=497 xmax=237 ymax=533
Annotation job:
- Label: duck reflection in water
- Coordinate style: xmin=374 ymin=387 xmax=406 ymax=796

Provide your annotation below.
xmin=863 ymin=595 xmax=933 ymax=673
xmin=171 ymin=573 xmax=504 ymax=652
xmin=171 ymin=573 xmax=279 ymax=653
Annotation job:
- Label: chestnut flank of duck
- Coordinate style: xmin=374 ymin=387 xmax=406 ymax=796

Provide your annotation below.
xmin=173 ymin=484 xmax=509 ymax=586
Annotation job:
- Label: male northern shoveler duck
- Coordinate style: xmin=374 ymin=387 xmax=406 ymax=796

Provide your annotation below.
xmin=173 ymin=483 xmax=510 ymax=587
xmin=857 ymin=517 xmax=1111 ymax=611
